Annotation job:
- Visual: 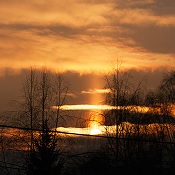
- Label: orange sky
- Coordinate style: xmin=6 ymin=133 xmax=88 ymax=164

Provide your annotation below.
xmin=0 ymin=0 xmax=175 ymax=74
xmin=0 ymin=0 xmax=175 ymax=113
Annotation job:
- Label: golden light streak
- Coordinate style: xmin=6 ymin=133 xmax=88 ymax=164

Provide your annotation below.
xmin=53 ymin=104 xmax=150 ymax=113
xmin=59 ymin=104 xmax=175 ymax=116
xmin=81 ymin=88 xmax=111 ymax=94
xmin=53 ymin=104 xmax=116 ymax=110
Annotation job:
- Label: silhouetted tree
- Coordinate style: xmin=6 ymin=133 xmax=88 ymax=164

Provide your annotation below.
xmin=101 ymin=64 xmax=175 ymax=174
xmin=27 ymin=121 xmax=64 ymax=175
xmin=159 ymin=71 xmax=175 ymax=104
xmin=20 ymin=68 xmax=67 ymax=175
xmin=104 ymin=63 xmax=146 ymax=161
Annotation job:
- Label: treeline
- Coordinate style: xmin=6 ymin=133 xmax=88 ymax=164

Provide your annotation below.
xmin=100 ymin=68 xmax=175 ymax=175
xmin=0 ymin=67 xmax=175 ymax=175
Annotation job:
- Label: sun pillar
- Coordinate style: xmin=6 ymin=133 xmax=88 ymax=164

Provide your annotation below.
xmin=88 ymin=75 xmax=105 ymax=130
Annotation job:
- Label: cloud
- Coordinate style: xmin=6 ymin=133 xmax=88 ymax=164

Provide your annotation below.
xmin=108 ymin=7 xmax=175 ymax=27
xmin=0 ymin=66 xmax=171 ymax=113
xmin=128 ymin=25 xmax=175 ymax=54
xmin=0 ymin=0 xmax=175 ymax=74
xmin=66 ymin=92 xmax=77 ymax=98
xmin=0 ymin=0 xmax=109 ymax=27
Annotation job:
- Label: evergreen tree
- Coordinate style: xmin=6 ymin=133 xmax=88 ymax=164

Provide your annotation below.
xmin=26 ymin=121 xmax=64 ymax=175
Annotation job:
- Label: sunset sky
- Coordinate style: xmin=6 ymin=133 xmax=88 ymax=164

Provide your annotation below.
xmin=0 ymin=0 xmax=175 ymax=110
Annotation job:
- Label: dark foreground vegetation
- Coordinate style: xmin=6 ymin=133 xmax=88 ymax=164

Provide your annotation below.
xmin=0 ymin=67 xmax=175 ymax=175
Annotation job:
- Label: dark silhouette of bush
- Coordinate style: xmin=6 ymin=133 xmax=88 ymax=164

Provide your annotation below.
xmin=26 ymin=121 xmax=64 ymax=175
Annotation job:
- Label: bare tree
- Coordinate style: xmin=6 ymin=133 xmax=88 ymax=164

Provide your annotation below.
xmin=104 ymin=62 xmax=146 ymax=156
xmin=18 ymin=68 xmax=68 ymax=175
xmin=159 ymin=71 xmax=175 ymax=104
xmin=53 ymin=74 xmax=68 ymax=129
xmin=21 ymin=68 xmax=39 ymax=150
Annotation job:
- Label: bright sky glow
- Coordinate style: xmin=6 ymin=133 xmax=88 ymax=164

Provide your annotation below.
xmin=56 ymin=123 xmax=108 ymax=136
xmin=56 ymin=125 xmax=104 ymax=136
xmin=89 ymin=128 xmax=102 ymax=135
